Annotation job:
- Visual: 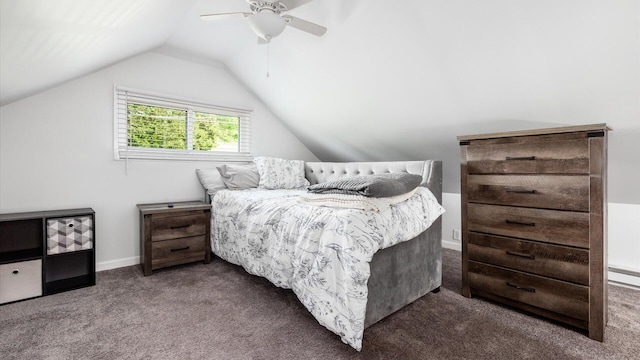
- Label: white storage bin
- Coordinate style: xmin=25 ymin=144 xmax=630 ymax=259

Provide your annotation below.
xmin=0 ymin=259 xmax=42 ymax=304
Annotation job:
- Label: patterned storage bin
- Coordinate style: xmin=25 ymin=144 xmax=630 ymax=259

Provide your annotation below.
xmin=46 ymin=216 xmax=93 ymax=255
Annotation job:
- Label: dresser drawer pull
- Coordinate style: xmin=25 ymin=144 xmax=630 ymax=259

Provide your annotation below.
xmin=506 ymin=250 xmax=536 ymax=260
xmin=505 ymin=156 xmax=536 ymax=161
xmin=505 ymin=188 xmax=537 ymax=194
xmin=170 ymin=225 xmax=190 ymax=229
xmin=170 ymin=246 xmax=190 ymax=252
xmin=505 ymin=220 xmax=536 ymax=227
xmin=506 ymin=282 xmax=536 ymax=293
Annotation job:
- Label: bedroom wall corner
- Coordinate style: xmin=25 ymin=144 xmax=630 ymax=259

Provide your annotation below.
xmin=441 ymin=192 xmax=461 ymax=252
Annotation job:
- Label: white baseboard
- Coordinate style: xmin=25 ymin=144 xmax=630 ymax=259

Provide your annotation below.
xmin=96 ymin=256 xmax=139 ymax=272
xmin=608 ymin=265 xmax=640 ymax=288
xmin=442 ymin=239 xmax=461 ymax=251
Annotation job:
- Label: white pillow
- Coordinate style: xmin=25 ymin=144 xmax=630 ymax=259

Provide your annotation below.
xmin=253 ymin=157 xmax=310 ymax=190
xmin=196 ymin=168 xmax=227 ymax=195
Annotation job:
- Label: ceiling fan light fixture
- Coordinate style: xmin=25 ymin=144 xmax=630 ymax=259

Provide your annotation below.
xmin=248 ymin=10 xmax=286 ymax=40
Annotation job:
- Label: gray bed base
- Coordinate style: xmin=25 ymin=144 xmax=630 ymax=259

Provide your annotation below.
xmin=304 ymin=160 xmax=442 ymax=328
xmin=205 ymin=160 xmax=443 ymax=329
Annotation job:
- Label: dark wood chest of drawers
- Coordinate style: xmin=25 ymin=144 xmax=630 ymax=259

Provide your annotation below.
xmin=137 ymin=201 xmax=211 ymax=276
xmin=458 ymin=124 xmax=610 ymax=341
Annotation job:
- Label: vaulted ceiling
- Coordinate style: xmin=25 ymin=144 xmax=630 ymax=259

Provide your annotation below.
xmin=1 ymin=0 xmax=638 ymax=201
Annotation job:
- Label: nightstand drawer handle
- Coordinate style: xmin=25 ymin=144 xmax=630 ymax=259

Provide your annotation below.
xmin=170 ymin=225 xmax=190 ymax=229
xmin=505 ymin=156 xmax=536 ymax=161
xmin=506 ymin=282 xmax=536 ymax=293
xmin=506 ymin=188 xmax=537 ymax=194
xmin=170 ymin=246 xmax=190 ymax=252
xmin=506 ymin=251 xmax=536 ymax=260
xmin=505 ymin=220 xmax=536 ymax=227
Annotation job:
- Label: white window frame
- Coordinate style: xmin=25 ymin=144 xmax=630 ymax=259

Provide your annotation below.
xmin=113 ymin=85 xmax=253 ymax=162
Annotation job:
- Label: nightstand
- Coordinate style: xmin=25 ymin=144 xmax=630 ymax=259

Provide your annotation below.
xmin=137 ymin=201 xmax=211 ymax=276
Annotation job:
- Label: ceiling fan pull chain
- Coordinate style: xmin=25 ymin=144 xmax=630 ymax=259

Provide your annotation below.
xmin=266 ymin=40 xmax=270 ymax=78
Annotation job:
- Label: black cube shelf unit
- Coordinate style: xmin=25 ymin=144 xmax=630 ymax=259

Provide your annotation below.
xmin=0 ymin=208 xmax=95 ymax=304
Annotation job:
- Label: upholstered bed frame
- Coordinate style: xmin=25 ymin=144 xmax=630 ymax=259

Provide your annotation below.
xmin=304 ymin=160 xmax=443 ymax=328
xmin=205 ymin=160 xmax=443 ymax=329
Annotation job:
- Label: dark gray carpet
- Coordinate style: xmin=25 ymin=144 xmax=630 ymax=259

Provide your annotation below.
xmin=1 ymin=249 xmax=639 ymax=359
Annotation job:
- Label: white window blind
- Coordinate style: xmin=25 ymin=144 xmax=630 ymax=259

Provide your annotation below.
xmin=113 ymin=85 xmax=252 ymax=162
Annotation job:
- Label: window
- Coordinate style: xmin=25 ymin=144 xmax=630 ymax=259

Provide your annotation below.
xmin=114 ymin=86 xmax=252 ymax=161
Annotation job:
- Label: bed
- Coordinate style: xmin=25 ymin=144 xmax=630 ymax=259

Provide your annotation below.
xmin=201 ymin=160 xmax=443 ymax=350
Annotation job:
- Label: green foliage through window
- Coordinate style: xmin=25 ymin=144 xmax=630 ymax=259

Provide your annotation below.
xmin=193 ymin=112 xmax=239 ymax=152
xmin=127 ymin=103 xmax=239 ymax=152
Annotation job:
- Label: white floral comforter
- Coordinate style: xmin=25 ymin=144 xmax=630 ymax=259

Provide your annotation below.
xmin=211 ymin=187 xmax=445 ymax=350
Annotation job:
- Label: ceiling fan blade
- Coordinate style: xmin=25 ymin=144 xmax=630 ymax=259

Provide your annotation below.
xmin=200 ymin=12 xmax=251 ymax=21
xmin=282 ymin=15 xmax=327 ymax=36
xmin=278 ymin=0 xmax=314 ymax=11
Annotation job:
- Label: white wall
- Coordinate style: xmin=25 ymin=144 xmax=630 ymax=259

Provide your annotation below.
xmin=204 ymin=0 xmax=640 ymax=206
xmin=441 ymin=193 xmax=640 ymax=287
xmin=0 ymin=51 xmax=318 ymax=269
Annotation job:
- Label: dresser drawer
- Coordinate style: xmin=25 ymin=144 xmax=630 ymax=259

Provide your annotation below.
xmin=151 ymin=236 xmax=206 ymax=270
xmin=465 ymin=139 xmax=589 ymax=174
xmin=467 ymin=175 xmax=589 ymax=211
xmin=467 ymin=232 xmax=589 ymax=285
xmin=467 ymin=203 xmax=590 ymax=248
xmin=46 ymin=216 xmax=94 ymax=254
xmin=151 ymin=214 xmax=208 ymax=242
xmin=468 ymin=261 xmax=589 ymax=321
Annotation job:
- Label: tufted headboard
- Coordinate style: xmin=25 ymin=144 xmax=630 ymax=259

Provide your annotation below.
xmin=304 ymin=160 xmax=442 ymax=204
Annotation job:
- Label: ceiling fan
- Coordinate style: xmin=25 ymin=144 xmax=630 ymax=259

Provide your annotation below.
xmin=200 ymin=0 xmax=327 ymax=43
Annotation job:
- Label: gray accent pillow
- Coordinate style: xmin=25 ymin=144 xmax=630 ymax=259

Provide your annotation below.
xmin=307 ymin=172 xmax=423 ymax=198
xmin=216 ymin=164 xmax=260 ymax=189
xmin=196 ymin=168 xmax=227 ymax=195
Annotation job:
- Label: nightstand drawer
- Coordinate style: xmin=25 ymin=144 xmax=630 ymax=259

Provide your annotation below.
xmin=467 ymin=232 xmax=589 ymax=285
xmin=151 ymin=236 xmax=206 ymax=269
xmin=151 ymin=214 xmax=208 ymax=242
xmin=468 ymin=261 xmax=589 ymax=321
xmin=467 ymin=175 xmax=589 ymax=212
xmin=465 ymin=139 xmax=589 ymax=174
xmin=467 ymin=203 xmax=590 ymax=248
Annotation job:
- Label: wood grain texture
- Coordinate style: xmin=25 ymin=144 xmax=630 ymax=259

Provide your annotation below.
xmin=151 ymin=235 xmax=206 ymax=269
xmin=141 ymin=215 xmax=152 ymax=276
xmin=459 ymin=124 xmax=609 ymax=341
xmin=467 ymin=232 xmax=589 ymax=285
xmin=457 ymin=123 xmax=611 ymax=141
xmin=466 ymin=139 xmax=589 ymax=174
xmin=136 ymin=201 xmax=211 ymax=215
xmin=150 ymin=214 xmax=208 ymax=242
xmin=137 ymin=201 xmax=212 ymax=276
xmin=460 ymin=145 xmax=470 ymax=298
xmin=588 ymin=135 xmax=607 ymax=341
xmin=467 ymin=203 xmax=590 ymax=248
xmin=468 ymin=261 xmax=589 ymax=321
xmin=467 ymin=175 xmax=589 ymax=211
xmin=470 ymin=289 xmax=589 ymax=331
